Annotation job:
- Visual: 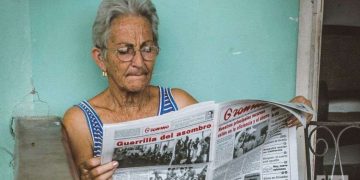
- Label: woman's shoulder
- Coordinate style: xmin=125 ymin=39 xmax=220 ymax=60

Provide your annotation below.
xmin=62 ymin=104 xmax=89 ymax=135
xmin=169 ymin=88 xmax=198 ymax=109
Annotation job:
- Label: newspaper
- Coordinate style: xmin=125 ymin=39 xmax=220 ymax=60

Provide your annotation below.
xmin=101 ymin=100 xmax=313 ymax=180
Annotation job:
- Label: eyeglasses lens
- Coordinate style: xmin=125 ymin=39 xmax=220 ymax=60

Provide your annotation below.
xmin=116 ymin=46 xmax=158 ymax=61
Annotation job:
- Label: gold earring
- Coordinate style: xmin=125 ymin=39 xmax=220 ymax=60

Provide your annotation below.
xmin=102 ymin=71 xmax=107 ymax=77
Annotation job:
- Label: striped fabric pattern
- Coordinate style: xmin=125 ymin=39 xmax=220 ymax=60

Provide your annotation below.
xmin=77 ymin=86 xmax=178 ymax=157
xmin=76 ymin=101 xmax=104 ymax=157
xmin=158 ymin=86 xmax=179 ymax=115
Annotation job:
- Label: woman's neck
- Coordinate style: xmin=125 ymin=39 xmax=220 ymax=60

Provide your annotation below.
xmin=106 ymin=84 xmax=152 ymax=112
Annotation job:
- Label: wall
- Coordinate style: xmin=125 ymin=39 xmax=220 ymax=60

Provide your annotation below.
xmin=0 ymin=0 xmax=299 ymax=178
xmin=0 ymin=0 xmax=32 ymax=179
xmin=153 ymin=0 xmax=299 ymax=102
xmin=30 ymin=0 xmax=106 ymax=116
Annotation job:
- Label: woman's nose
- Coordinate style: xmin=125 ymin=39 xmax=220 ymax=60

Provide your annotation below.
xmin=130 ymin=50 xmax=145 ymax=67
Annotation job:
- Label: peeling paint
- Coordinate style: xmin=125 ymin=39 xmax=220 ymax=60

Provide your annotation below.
xmin=289 ymin=17 xmax=299 ymax=22
xmin=232 ymin=51 xmax=243 ymax=55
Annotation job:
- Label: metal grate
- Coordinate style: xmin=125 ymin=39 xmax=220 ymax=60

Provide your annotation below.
xmin=305 ymin=121 xmax=360 ymax=180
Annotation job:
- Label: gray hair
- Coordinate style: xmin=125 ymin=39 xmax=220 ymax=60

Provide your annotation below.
xmin=92 ymin=0 xmax=159 ymax=50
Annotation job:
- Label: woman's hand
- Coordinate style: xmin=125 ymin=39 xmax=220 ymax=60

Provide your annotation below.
xmin=287 ymin=96 xmax=313 ymax=127
xmin=79 ymin=157 xmax=119 ymax=180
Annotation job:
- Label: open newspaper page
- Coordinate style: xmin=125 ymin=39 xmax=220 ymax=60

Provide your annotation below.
xmin=101 ymin=102 xmax=217 ymax=180
xmin=212 ymin=100 xmax=312 ymax=180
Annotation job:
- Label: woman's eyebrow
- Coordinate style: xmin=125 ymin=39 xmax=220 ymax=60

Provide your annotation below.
xmin=140 ymin=40 xmax=156 ymax=47
xmin=112 ymin=43 xmax=134 ymax=48
xmin=114 ymin=40 xmax=154 ymax=47
xmin=114 ymin=42 xmax=133 ymax=46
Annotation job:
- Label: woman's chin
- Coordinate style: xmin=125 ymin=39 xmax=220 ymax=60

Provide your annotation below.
xmin=125 ymin=82 xmax=150 ymax=92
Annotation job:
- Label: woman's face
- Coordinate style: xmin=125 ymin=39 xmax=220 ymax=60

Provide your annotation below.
xmin=104 ymin=15 xmax=156 ymax=92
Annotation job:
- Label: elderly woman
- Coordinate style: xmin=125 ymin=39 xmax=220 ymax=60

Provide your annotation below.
xmin=63 ymin=0 xmax=311 ymax=179
xmin=63 ymin=0 xmax=197 ymax=179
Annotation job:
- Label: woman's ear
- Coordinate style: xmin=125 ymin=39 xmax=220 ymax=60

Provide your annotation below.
xmin=92 ymin=47 xmax=106 ymax=72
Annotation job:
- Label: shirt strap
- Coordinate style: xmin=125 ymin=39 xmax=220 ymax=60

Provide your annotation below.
xmin=75 ymin=100 xmax=103 ymax=157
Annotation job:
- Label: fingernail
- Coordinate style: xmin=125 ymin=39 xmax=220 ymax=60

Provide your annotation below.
xmin=113 ymin=161 xmax=119 ymax=168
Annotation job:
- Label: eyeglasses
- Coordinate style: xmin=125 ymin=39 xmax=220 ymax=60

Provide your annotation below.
xmin=105 ymin=43 xmax=159 ymax=62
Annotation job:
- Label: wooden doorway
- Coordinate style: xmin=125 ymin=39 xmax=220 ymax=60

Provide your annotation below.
xmin=297 ymin=0 xmax=360 ymax=179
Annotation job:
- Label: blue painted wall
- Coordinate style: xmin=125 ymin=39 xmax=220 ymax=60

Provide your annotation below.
xmin=0 ymin=0 xmax=32 ymax=178
xmin=153 ymin=0 xmax=299 ymax=101
xmin=0 ymin=0 xmax=299 ymax=178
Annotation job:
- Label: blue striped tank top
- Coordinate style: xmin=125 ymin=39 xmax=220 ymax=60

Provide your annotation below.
xmin=76 ymin=86 xmax=179 ymax=157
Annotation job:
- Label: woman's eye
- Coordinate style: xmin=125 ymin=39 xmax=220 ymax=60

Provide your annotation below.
xmin=117 ymin=47 xmax=130 ymax=54
xmin=142 ymin=46 xmax=152 ymax=52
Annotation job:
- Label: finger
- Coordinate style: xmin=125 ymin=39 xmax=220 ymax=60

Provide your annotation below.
xmin=286 ymin=118 xmax=295 ymax=125
xmin=286 ymin=115 xmax=296 ymax=123
xmin=80 ymin=173 xmax=90 ymax=180
xmin=290 ymin=96 xmax=306 ymax=103
xmin=290 ymin=96 xmax=313 ymax=108
xmin=79 ymin=157 xmax=101 ymax=179
xmin=286 ymin=115 xmax=300 ymax=127
xmin=287 ymin=120 xmax=296 ymax=127
xmin=79 ymin=161 xmax=91 ymax=179
xmin=94 ymin=167 xmax=117 ymax=180
xmin=288 ymin=119 xmax=301 ymax=127
xmin=89 ymin=161 xmax=118 ymax=179
xmin=79 ymin=166 xmax=89 ymax=175
xmin=82 ymin=157 xmax=102 ymax=170
xmin=306 ymin=113 xmax=313 ymax=123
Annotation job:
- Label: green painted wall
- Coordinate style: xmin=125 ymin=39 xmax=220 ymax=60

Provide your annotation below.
xmin=0 ymin=0 xmax=32 ymax=179
xmin=0 ymin=0 xmax=299 ymax=178
xmin=153 ymin=0 xmax=299 ymax=101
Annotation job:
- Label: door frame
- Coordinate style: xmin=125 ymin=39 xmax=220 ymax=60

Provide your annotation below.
xmin=296 ymin=0 xmax=324 ymax=179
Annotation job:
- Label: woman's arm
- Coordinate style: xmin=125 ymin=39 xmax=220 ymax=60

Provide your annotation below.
xmin=171 ymin=88 xmax=198 ymax=109
xmin=63 ymin=107 xmax=118 ymax=180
